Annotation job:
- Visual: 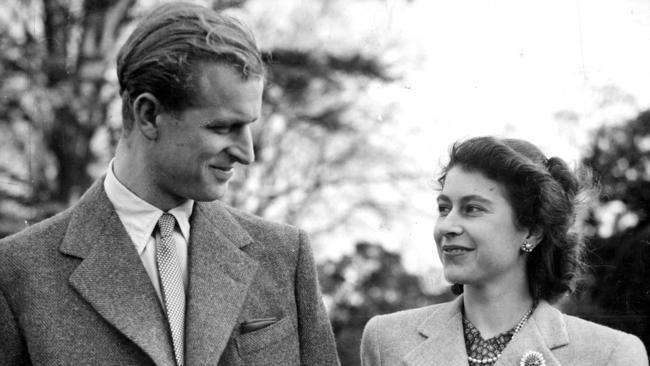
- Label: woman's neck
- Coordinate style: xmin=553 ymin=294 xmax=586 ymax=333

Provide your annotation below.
xmin=462 ymin=281 xmax=534 ymax=339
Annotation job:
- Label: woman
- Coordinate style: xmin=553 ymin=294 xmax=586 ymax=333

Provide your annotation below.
xmin=361 ymin=136 xmax=648 ymax=366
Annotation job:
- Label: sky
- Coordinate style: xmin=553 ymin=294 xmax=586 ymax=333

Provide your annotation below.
xmin=239 ymin=0 xmax=650 ymax=272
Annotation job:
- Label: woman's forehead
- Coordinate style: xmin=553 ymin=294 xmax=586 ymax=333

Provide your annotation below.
xmin=441 ymin=166 xmax=509 ymax=202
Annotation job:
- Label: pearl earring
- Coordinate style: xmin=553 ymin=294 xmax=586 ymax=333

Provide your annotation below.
xmin=521 ymin=240 xmax=534 ymax=253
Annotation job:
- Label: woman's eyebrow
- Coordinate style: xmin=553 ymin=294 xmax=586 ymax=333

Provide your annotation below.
xmin=460 ymin=194 xmax=493 ymax=206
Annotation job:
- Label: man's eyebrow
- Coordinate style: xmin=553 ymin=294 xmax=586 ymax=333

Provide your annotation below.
xmin=204 ymin=117 xmax=257 ymax=126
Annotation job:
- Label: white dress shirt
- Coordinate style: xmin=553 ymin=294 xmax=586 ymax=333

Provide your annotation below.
xmin=103 ymin=160 xmax=193 ymax=305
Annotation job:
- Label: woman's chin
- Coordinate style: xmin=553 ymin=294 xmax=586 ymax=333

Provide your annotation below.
xmin=443 ymin=269 xmax=469 ymax=285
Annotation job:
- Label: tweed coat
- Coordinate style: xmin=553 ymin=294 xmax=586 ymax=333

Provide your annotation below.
xmin=361 ymin=296 xmax=648 ymax=366
xmin=0 ymin=180 xmax=339 ymax=365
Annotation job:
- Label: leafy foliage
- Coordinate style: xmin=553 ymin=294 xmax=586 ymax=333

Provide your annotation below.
xmin=575 ymin=109 xmax=650 ymax=350
xmin=583 ymin=110 xmax=650 ymax=226
xmin=0 ymin=0 xmax=136 ymax=235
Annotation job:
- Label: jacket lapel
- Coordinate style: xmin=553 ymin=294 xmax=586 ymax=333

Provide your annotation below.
xmin=404 ymin=296 xmax=469 ymax=366
xmin=184 ymin=202 xmax=259 ymax=364
xmin=60 ymin=181 xmax=176 ymax=366
xmin=497 ymin=301 xmax=568 ymax=366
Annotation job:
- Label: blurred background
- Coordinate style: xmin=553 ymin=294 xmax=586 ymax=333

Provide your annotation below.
xmin=1 ymin=0 xmax=649 ymax=364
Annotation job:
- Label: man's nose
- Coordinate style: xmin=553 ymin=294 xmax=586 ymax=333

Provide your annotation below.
xmin=228 ymin=125 xmax=255 ymax=165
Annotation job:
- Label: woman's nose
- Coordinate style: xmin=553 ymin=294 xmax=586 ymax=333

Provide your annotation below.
xmin=436 ymin=211 xmax=463 ymax=237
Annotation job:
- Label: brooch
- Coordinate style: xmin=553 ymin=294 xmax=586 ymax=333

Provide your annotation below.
xmin=519 ymin=350 xmax=545 ymax=366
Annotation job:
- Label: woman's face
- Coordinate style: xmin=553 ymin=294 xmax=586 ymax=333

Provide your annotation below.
xmin=434 ymin=166 xmax=530 ymax=289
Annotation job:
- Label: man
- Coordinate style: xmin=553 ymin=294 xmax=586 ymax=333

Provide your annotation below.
xmin=0 ymin=3 xmax=339 ymax=365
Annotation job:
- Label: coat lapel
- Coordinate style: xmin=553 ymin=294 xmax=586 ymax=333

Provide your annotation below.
xmin=184 ymin=202 xmax=259 ymax=364
xmin=404 ymin=296 xmax=469 ymax=366
xmin=60 ymin=181 xmax=176 ymax=366
xmin=497 ymin=301 xmax=568 ymax=366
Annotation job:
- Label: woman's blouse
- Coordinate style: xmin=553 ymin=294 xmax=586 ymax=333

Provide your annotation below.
xmin=463 ymin=317 xmax=517 ymax=366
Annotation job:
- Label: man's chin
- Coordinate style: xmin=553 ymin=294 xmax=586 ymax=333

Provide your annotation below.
xmin=195 ymin=184 xmax=228 ymax=202
xmin=216 ymin=182 xmax=229 ymax=198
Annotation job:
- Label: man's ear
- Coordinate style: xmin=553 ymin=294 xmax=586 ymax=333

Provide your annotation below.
xmin=133 ymin=93 xmax=162 ymax=140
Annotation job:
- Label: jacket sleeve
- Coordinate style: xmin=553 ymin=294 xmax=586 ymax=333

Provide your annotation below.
xmin=606 ymin=332 xmax=648 ymax=366
xmin=360 ymin=316 xmax=381 ymax=366
xmin=0 ymin=286 xmax=30 ymax=365
xmin=294 ymin=229 xmax=340 ymax=365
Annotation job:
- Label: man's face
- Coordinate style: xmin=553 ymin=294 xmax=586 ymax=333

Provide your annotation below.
xmin=149 ymin=63 xmax=263 ymax=206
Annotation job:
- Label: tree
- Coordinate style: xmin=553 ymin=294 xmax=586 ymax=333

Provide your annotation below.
xmin=319 ymin=241 xmax=453 ymax=365
xmin=574 ymin=109 xmax=650 ymax=350
xmin=583 ymin=110 xmax=650 ymax=228
xmin=0 ymin=0 xmax=137 ymax=235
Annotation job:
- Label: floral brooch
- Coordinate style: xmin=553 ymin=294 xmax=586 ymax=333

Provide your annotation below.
xmin=520 ymin=350 xmax=545 ymax=366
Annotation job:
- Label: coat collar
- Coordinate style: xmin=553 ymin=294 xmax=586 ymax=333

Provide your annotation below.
xmin=404 ymin=296 xmax=468 ymax=366
xmin=59 ymin=180 xmax=259 ymax=365
xmin=403 ymin=296 xmax=569 ymax=366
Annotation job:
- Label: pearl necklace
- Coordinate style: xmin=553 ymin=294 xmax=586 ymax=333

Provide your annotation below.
xmin=467 ymin=304 xmax=535 ymax=365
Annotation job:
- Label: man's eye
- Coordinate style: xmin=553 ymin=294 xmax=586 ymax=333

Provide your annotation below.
xmin=210 ymin=126 xmax=231 ymax=134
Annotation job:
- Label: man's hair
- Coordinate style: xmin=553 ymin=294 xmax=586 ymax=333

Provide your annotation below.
xmin=439 ymin=136 xmax=594 ymax=302
xmin=116 ymin=2 xmax=265 ymax=130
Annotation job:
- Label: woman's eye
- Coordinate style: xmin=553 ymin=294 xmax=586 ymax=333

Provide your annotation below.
xmin=437 ymin=205 xmax=451 ymax=216
xmin=465 ymin=205 xmax=483 ymax=214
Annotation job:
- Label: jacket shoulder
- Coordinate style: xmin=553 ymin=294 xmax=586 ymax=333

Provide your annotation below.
xmin=0 ymin=209 xmax=72 ymax=255
xmin=221 ymin=204 xmax=303 ymax=243
xmin=211 ymin=203 xmax=309 ymax=270
xmin=363 ymin=303 xmax=446 ymax=346
xmin=0 ymin=208 xmax=73 ymax=286
xmin=362 ymin=304 xmax=445 ymax=366
xmin=563 ymin=313 xmax=648 ymax=364
xmin=368 ymin=303 xmax=442 ymax=331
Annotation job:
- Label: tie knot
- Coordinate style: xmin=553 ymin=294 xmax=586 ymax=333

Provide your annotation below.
xmin=158 ymin=213 xmax=177 ymax=238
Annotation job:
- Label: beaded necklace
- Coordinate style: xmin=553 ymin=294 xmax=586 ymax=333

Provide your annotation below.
xmin=464 ymin=302 xmax=536 ymax=365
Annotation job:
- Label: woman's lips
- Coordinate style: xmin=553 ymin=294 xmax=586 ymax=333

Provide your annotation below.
xmin=442 ymin=245 xmax=474 ymax=255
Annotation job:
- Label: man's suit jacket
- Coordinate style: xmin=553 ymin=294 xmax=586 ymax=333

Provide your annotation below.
xmin=361 ymin=296 xmax=648 ymax=366
xmin=0 ymin=180 xmax=339 ymax=365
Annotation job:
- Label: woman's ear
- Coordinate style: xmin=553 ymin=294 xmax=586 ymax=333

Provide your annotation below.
xmin=526 ymin=227 xmax=544 ymax=249
xmin=133 ymin=93 xmax=161 ymax=140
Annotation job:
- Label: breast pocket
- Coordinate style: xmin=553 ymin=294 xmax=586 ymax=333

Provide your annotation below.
xmin=236 ymin=316 xmax=300 ymax=365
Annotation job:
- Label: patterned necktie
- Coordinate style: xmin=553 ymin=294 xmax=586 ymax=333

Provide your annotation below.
xmin=156 ymin=213 xmax=185 ymax=366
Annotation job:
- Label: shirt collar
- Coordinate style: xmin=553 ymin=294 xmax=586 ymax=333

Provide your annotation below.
xmin=103 ymin=159 xmax=194 ymax=254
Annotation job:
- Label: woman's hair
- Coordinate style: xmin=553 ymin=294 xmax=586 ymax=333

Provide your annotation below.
xmin=116 ymin=2 xmax=265 ymax=131
xmin=439 ymin=136 xmax=594 ymax=302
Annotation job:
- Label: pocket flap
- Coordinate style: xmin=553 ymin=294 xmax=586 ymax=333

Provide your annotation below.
xmin=237 ymin=316 xmax=295 ymax=354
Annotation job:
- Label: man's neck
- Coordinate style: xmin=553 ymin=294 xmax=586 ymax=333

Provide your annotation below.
xmin=113 ymin=141 xmax=185 ymax=212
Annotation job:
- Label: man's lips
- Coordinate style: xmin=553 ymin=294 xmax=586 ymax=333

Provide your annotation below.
xmin=209 ymin=165 xmax=234 ymax=179
xmin=210 ymin=165 xmax=233 ymax=172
